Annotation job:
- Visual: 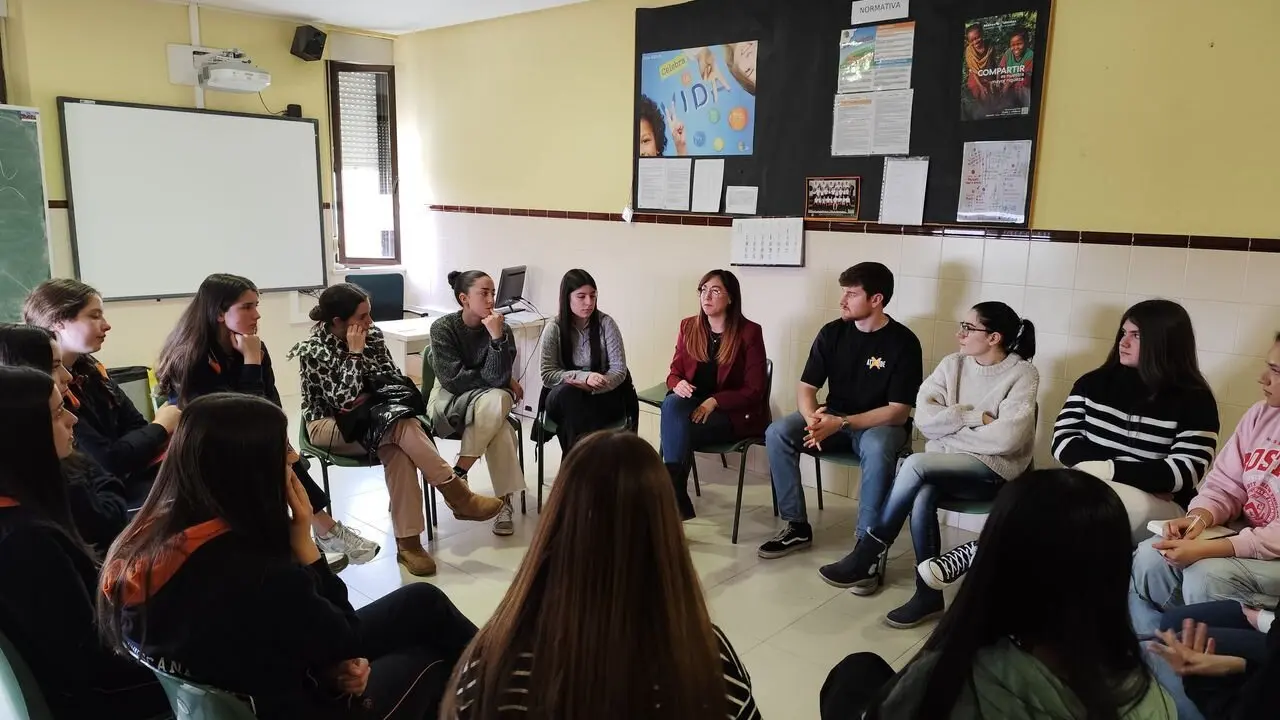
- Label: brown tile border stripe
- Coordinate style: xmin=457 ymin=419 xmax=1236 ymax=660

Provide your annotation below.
xmin=426 ymin=205 xmax=1280 ymax=250
xmin=48 ymin=200 xmax=334 ymax=210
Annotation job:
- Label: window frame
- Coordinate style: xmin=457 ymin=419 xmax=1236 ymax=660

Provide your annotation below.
xmin=327 ymin=60 xmax=401 ymax=266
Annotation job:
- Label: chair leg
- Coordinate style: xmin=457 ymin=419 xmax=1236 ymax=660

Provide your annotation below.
xmin=430 ymin=484 xmax=439 ymax=527
xmin=692 ymin=458 xmax=702 ymax=497
xmin=320 ymin=461 xmax=331 ymax=503
xmin=721 ymin=453 xmax=728 ymax=469
xmin=424 ymin=473 xmax=434 ymax=543
xmin=537 ymin=437 xmax=545 ymax=513
xmin=521 ymin=490 xmax=527 ymax=515
xmin=815 ymin=457 xmax=825 ymax=510
xmin=731 ymin=449 xmax=749 ymax=544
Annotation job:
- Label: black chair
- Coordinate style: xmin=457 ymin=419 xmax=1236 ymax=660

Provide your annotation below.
xmin=346 ymin=273 xmax=424 ymax=322
xmin=803 ymin=417 xmax=915 ymax=512
xmin=532 ymin=372 xmax=639 ymax=512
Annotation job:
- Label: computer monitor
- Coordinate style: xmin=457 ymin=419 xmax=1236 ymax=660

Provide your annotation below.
xmin=494 ymin=265 xmax=526 ymax=313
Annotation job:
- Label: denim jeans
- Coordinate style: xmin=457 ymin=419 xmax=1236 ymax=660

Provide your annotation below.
xmin=765 ymin=410 xmax=905 ymax=533
xmin=660 ymin=393 xmax=737 ymax=464
xmin=1159 ymin=600 xmax=1270 ymax=664
xmin=870 ymin=452 xmax=1001 ymax=562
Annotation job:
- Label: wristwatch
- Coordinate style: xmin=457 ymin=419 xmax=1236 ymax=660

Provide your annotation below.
xmin=839 ymin=417 xmax=850 ymax=431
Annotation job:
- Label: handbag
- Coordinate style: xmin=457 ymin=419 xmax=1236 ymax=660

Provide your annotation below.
xmin=335 ymin=374 xmax=427 ymax=455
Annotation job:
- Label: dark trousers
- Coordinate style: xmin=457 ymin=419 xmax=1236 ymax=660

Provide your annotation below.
xmin=292 ymin=458 xmax=331 ymax=514
xmin=545 ymin=383 xmax=628 ymax=452
xmin=359 ymin=582 xmax=478 ymax=719
xmin=1160 ymin=600 xmax=1271 ymax=664
xmin=658 ymin=393 xmax=737 ymax=464
xmin=820 ymin=652 xmax=896 ymax=719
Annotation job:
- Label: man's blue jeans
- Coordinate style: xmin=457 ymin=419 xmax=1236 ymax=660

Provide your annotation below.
xmin=765 ymin=411 xmax=905 ymax=536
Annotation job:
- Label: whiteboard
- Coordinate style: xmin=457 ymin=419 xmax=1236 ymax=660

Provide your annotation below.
xmin=58 ymin=98 xmax=326 ymax=300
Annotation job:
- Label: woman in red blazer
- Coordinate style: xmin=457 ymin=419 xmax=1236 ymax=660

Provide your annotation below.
xmin=662 ymin=269 xmax=768 ymax=519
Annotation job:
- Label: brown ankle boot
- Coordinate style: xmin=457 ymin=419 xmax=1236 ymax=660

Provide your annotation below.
xmin=438 ymin=476 xmax=504 ymax=521
xmin=395 ymin=536 xmax=437 ymax=577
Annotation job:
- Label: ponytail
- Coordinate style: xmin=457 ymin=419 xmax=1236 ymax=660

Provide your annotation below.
xmin=972 ymin=302 xmax=1036 ymax=361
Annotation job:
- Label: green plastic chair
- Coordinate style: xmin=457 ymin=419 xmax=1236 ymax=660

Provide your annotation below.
xmin=297 ymin=410 xmax=440 ymax=541
xmin=0 ymin=627 xmax=53 ymax=720
xmin=148 ymin=665 xmax=257 ymax=720
xmin=420 ymin=346 xmax=527 ymax=518
xmin=639 ymin=361 xmax=777 ymax=544
xmin=803 ymin=418 xmax=915 ymax=512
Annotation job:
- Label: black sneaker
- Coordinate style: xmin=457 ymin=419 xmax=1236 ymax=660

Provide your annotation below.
xmin=917 ymin=540 xmax=977 ymax=591
xmin=818 ymin=534 xmax=889 ymax=595
xmin=757 ymin=522 xmax=813 ymax=559
xmin=885 ymin=587 xmax=945 ymax=629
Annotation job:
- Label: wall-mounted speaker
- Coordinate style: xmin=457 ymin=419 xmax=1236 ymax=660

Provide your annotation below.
xmin=290 ymin=25 xmax=327 ymax=62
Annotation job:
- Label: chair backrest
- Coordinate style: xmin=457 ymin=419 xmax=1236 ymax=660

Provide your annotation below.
xmin=421 ymin=345 xmax=438 ymax=396
xmin=761 ymin=359 xmax=775 ymax=420
xmin=0 ymin=627 xmax=53 ymax=720
xmin=149 ymin=667 xmax=258 ymax=720
xmin=346 ymin=273 xmax=406 ymax=323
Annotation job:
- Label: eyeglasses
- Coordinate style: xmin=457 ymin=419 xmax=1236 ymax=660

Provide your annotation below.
xmin=958 ymin=322 xmax=993 ymax=337
xmin=698 ymin=287 xmax=725 ymax=298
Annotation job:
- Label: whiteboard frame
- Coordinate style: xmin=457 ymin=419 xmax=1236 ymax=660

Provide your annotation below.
xmin=0 ymin=103 xmax=55 ymax=282
xmin=56 ymin=96 xmax=328 ymax=301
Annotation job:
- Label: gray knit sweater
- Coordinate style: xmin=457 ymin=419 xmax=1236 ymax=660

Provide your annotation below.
xmin=538 ymin=313 xmax=628 ymax=393
xmin=914 ymin=352 xmax=1040 ymax=480
xmin=426 ymin=311 xmax=517 ymax=436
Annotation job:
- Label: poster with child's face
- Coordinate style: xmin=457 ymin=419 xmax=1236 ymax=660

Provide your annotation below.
xmin=961 ymin=12 xmax=1037 ymax=121
xmin=638 ymin=41 xmax=758 ymax=157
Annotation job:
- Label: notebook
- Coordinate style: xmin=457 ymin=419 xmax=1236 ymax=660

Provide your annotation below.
xmin=1146 ymin=520 xmax=1238 ymax=540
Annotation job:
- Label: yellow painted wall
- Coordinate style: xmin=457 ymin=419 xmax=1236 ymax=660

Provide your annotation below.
xmin=5 ymin=0 xmax=333 ymax=201
xmin=398 ymin=0 xmax=1280 ymax=237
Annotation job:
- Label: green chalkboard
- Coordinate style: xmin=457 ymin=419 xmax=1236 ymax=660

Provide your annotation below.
xmin=0 ymin=105 xmax=51 ymax=322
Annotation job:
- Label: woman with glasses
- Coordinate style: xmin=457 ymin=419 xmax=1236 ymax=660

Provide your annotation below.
xmin=817 ymin=302 xmax=1038 ymax=629
xmin=659 ymin=270 xmax=767 ymax=519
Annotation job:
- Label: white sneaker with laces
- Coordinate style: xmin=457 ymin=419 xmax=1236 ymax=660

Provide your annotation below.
xmin=316 ymin=521 xmax=381 ymax=565
xmin=492 ymin=496 xmax=515 ymax=536
xmin=917 ymin=540 xmax=977 ymax=590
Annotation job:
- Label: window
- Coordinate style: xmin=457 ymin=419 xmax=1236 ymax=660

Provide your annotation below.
xmin=328 ymin=62 xmax=399 ymax=265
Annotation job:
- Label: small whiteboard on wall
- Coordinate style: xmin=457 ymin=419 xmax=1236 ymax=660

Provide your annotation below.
xmin=58 ymin=98 xmax=326 ymax=300
xmin=730 ymin=217 xmax=805 ymax=267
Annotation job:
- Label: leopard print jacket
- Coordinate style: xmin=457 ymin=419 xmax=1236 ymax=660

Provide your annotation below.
xmin=286 ymin=325 xmax=400 ymax=422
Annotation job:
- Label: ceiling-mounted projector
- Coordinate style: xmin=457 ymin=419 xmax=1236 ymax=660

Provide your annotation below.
xmin=198 ymin=49 xmax=271 ymax=93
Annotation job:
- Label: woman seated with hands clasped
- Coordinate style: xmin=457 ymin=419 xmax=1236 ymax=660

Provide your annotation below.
xmin=538 ymin=269 xmax=630 ymax=452
xmin=289 ymin=283 xmax=503 ymax=578
xmin=660 ymin=269 xmax=767 ymax=520
xmin=427 ymin=270 xmax=527 ymax=537
xmin=1130 ymin=331 xmax=1280 ymax=638
xmin=818 ymin=302 xmax=1039 ymax=629
xmin=99 ymin=393 xmax=478 ymax=720
xmin=156 ymin=273 xmax=380 ymax=570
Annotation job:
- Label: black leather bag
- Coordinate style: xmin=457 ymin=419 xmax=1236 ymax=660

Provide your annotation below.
xmin=335 ymin=374 xmax=427 ymax=457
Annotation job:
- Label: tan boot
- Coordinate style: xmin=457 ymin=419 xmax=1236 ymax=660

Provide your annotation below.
xmin=395 ymin=536 xmax=437 ymax=577
xmin=438 ymin=476 xmax=504 ymax=521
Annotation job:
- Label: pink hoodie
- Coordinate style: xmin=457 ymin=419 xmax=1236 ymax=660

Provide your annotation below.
xmin=1190 ymin=400 xmax=1280 ymax=560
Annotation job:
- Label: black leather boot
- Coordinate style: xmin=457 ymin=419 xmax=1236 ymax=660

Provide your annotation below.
xmin=665 ymin=462 xmax=696 ymax=520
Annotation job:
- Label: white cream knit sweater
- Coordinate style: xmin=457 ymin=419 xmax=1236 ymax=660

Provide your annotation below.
xmin=914 ymin=352 xmax=1040 ymax=480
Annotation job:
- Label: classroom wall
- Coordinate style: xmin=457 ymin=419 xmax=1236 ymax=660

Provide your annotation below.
xmin=395 ymin=0 xmax=1280 ymax=498
xmin=3 ymin=0 xmax=342 ymax=393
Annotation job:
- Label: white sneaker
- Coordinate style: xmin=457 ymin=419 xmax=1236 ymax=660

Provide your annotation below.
xmin=324 ymin=552 xmax=349 ymax=573
xmin=492 ymin=496 xmax=515 ymax=536
xmin=917 ymin=540 xmax=977 ymax=590
xmin=316 ymin=522 xmax=381 ymax=564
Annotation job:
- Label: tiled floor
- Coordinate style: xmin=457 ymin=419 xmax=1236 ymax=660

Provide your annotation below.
xmin=315 ymin=422 xmax=976 ymax=719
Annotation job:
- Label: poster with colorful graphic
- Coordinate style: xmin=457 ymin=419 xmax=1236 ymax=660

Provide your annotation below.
xmin=960 ymin=11 xmax=1037 ymax=121
xmin=638 ymin=42 xmax=758 ymax=157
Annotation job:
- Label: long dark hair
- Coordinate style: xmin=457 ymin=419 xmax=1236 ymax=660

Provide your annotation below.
xmin=891 ymin=469 xmax=1164 ymax=720
xmin=155 ymin=274 xmax=257 ymax=405
xmin=98 ymin=393 xmax=292 ymax=648
xmin=1104 ymin=299 xmax=1209 ymax=395
xmin=557 ymin=269 xmax=604 ymax=373
xmin=0 ymin=367 xmax=87 ymax=550
xmin=972 ymin=301 xmax=1037 ymax=361
xmin=441 ymin=430 xmax=725 ymax=719
xmin=0 ymin=323 xmax=55 ymax=367
xmin=308 ymin=282 xmax=369 ymax=328
xmin=684 ymin=269 xmax=745 ymax=365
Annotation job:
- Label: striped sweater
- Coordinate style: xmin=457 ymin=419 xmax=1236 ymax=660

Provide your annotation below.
xmin=450 ymin=625 xmax=762 ymax=719
xmin=1052 ymin=364 xmax=1219 ymax=508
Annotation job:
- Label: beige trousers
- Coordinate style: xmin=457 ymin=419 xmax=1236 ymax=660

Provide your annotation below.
xmin=459 ymin=389 xmax=526 ymax=498
xmin=1102 ymin=479 xmax=1187 ymax=546
xmin=306 ymin=417 xmax=454 ymax=538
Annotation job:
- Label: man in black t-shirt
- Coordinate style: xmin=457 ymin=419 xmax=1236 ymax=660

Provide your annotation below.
xmin=758 ymin=262 xmax=923 ymax=564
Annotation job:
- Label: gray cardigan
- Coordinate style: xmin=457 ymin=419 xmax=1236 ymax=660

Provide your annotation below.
xmin=426 ymin=311 xmax=517 ymax=436
xmin=538 ymin=312 xmax=627 ymax=393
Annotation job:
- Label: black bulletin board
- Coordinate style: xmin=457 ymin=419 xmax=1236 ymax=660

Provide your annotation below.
xmin=633 ymin=0 xmax=1052 ymax=226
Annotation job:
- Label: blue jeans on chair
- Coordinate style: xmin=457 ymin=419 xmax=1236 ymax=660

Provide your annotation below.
xmin=869 ymin=452 xmax=1001 ymax=563
xmin=765 ymin=411 xmax=905 ymax=534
